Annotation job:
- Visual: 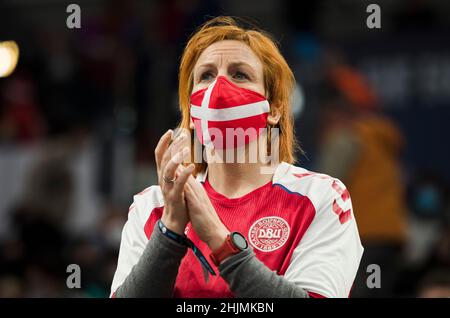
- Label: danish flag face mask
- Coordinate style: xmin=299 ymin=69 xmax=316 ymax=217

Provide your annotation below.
xmin=190 ymin=76 xmax=270 ymax=149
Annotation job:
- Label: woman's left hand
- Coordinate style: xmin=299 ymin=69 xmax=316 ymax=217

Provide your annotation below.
xmin=184 ymin=174 xmax=230 ymax=252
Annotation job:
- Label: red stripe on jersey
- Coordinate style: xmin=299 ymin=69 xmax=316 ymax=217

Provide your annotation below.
xmin=295 ymin=174 xmax=350 ymax=204
xmin=339 ymin=210 xmax=352 ymax=224
xmin=144 ymin=207 xmax=164 ymax=239
xmin=308 ymin=291 xmax=326 ymax=298
xmin=332 ymin=180 xmax=350 ymax=202
xmin=293 ymin=172 xmax=314 ymax=179
xmin=332 ymin=199 xmax=352 ymax=225
xmin=293 ymin=172 xmax=329 ymax=179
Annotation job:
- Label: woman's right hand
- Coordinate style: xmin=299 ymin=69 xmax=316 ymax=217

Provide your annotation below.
xmin=154 ymin=129 xmax=194 ymax=235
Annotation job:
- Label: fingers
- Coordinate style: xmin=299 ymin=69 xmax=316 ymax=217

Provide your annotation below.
xmin=184 ymin=175 xmax=200 ymax=201
xmin=186 ymin=175 xmax=202 ymax=192
xmin=162 ymin=147 xmax=190 ymax=186
xmin=155 ymin=129 xmax=173 ymax=174
xmin=173 ymin=164 xmax=195 ymax=194
xmin=183 ymin=180 xmax=196 ymax=212
xmin=185 ymin=174 xmax=196 ymax=188
xmin=160 ymin=133 xmax=188 ymax=181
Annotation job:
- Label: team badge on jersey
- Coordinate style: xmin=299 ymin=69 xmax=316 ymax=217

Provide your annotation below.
xmin=248 ymin=216 xmax=290 ymax=252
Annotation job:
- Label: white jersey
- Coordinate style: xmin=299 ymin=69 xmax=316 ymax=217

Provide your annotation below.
xmin=111 ymin=162 xmax=364 ymax=297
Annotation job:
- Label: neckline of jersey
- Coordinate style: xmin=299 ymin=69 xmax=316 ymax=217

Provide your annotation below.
xmin=198 ymin=162 xmax=290 ymax=206
xmin=203 ymin=177 xmax=273 ymax=206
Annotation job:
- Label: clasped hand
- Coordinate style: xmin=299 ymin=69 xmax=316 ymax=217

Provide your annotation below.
xmin=154 ymin=130 xmax=229 ymax=252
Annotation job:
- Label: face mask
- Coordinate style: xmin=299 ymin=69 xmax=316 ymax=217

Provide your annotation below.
xmin=190 ymin=76 xmax=269 ymax=149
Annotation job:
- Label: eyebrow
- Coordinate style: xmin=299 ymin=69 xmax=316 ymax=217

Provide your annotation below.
xmin=196 ymin=61 xmax=256 ymax=71
xmin=194 ymin=61 xmax=257 ymax=83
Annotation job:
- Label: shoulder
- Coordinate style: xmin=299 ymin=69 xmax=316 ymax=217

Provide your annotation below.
xmin=128 ymin=185 xmax=164 ymax=223
xmin=273 ymin=162 xmax=349 ymax=216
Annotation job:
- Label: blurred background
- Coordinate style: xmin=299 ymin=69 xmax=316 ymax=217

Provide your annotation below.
xmin=0 ymin=0 xmax=449 ymax=298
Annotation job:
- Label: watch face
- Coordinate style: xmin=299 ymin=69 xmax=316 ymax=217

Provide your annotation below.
xmin=231 ymin=232 xmax=248 ymax=250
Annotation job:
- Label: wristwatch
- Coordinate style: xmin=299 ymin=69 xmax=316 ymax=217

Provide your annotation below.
xmin=210 ymin=232 xmax=248 ymax=266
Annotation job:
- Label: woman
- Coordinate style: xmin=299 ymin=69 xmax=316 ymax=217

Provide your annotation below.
xmin=110 ymin=16 xmax=363 ymax=298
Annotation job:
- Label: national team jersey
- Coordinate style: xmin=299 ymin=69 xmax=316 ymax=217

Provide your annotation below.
xmin=111 ymin=162 xmax=364 ymax=298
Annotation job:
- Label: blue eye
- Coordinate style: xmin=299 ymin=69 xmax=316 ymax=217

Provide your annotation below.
xmin=200 ymin=72 xmax=214 ymax=82
xmin=233 ymin=71 xmax=249 ymax=81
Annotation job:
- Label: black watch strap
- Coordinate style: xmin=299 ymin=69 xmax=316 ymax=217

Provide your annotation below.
xmin=157 ymin=219 xmax=216 ymax=276
xmin=157 ymin=219 xmax=187 ymax=246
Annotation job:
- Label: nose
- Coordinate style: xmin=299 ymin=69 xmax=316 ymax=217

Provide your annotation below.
xmin=216 ymin=68 xmax=229 ymax=81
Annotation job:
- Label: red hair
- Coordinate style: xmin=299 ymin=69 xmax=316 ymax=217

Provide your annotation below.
xmin=178 ymin=16 xmax=298 ymax=173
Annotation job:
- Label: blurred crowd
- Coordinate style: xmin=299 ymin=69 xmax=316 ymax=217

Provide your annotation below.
xmin=0 ymin=0 xmax=449 ymax=297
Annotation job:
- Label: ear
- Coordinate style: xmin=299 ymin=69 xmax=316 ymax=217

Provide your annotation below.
xmin=267 ymin=107 xmax=281 ymax=125
xmin=189 ymin=116 xmax=195 ymax=129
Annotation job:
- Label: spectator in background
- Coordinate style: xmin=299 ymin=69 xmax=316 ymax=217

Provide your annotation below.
xmin=0 ymin=154 xmax=73 ymax=297
xmin=315 ymin=63 xmax=407 ymax=297
xmin=0 ymin=144 xmax=125 ymax=297
xmin=396 ymin=172 xmax=450 ymax=296
xmin=405 ymin=172 xmax=449 ymax=268
xmin=0 ymin=72 xmax=45 ymax=144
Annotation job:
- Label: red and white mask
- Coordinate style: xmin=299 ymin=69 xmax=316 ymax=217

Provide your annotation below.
xmin=190 ymin=76 xmax=270 ymax=149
